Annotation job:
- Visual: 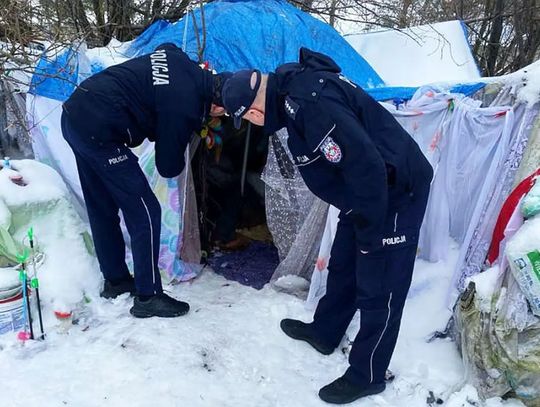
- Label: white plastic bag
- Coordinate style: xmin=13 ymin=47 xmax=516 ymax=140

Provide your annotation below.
xmin=521 ymin=178 xmax=540 ymax=219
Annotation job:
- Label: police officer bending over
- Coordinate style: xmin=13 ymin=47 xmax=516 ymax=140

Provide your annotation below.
xmin=222 ymin=49 xmax=433 ymax=404
xmin=62 ymin=43 xmax=231 ymax=318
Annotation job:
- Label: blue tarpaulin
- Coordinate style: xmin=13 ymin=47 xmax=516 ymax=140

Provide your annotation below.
xmin=125 ymin=0 xmax=384 ymax=88
xmin=29 ymin=0 xmax=485 ymax=102
xmin=30 ymin=47 xmax=79 ymax=101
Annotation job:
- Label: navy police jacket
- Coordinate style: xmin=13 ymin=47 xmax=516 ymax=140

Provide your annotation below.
xmin=63 ymin=43 xmax=214 ymax=178
xmin=263 ymin=48 xmax=433 ymax=252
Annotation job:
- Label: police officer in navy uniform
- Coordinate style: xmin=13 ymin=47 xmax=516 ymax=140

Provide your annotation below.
xmin=222 ymin=48 xmax=433 ymax=404
xmin=62 ymin=43 xmax=231 ymax=318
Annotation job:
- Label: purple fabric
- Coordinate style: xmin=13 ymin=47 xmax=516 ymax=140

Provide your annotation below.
xmin=209 ymin=242 xmax=279 ymax=289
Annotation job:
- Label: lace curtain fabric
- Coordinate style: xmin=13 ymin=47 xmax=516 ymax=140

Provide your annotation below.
xmin=450 ymin=105 xmax=539 ymax=305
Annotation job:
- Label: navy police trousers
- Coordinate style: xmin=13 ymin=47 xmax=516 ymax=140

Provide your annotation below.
xmin=61 ymin=112 xmax=163 ymax=296
xmin=312 ymin=186 xmax=430 ymax=385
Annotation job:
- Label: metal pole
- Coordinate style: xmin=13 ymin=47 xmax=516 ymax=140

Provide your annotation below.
xmin=240 ymin=122 xmax=252 ymax=197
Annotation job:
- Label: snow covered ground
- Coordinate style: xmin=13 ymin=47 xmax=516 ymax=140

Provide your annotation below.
xmin=0 ymin=243 xmax=526 ymax=407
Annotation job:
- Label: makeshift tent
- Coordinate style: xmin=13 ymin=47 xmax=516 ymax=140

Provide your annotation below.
xmin=24 ymin=0 xmax=538 ymax=293
xmin=26 ymin=0 xmax=484 ymax=284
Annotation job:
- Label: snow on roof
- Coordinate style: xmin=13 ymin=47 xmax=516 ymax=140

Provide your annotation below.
xmin=495 ymin=58 xmax=540 ymax=106
xmin=344 ymin=20 xmax=481 ymax=87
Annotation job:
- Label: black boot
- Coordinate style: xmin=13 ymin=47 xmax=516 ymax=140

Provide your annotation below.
xmin=319 ymin=376 xmax=386 ymax=404
xmin=280 ymin=319 xmax=335 ymax=355
xmin=130 ymin=293 xmax=190 ymax=318
xmin=101 ymin=278 xmax=136 ymax=299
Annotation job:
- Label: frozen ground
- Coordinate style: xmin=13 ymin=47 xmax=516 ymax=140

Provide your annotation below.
xmin=0 ymin=244 xmax=526 ymax=407
xmin=0 ymin=245 xmax=521 ymax=407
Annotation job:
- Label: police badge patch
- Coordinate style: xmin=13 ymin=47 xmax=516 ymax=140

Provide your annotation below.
xmin=320 ymin=136 xmax=342 ymax=163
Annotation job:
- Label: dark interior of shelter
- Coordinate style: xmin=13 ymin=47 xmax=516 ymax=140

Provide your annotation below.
xmin=192 ymin=117 xmax=279 ymax=289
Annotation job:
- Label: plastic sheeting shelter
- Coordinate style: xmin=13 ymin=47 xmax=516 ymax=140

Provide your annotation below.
xmin=26 ymin=0 xmax=486 ymax=283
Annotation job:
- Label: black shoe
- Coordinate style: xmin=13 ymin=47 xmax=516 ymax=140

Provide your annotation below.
xmin=319 ymin=376 xmax=386 ymax=404
xmin=130 ymin=293 xmax=190 ymax=318
xmin=100 ymin=278 xmax=136 ymax=299
xmin=280 ymin=319 xmax=334 ymax=355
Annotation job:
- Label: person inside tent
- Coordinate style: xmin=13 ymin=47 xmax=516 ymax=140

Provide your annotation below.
xmin=61 ymin=43 xmax=231 ymax=318
xmin=205 ymin=120 xmax=268 ymax=251
xmin=222 ymin=48 xmax=433 ymax=404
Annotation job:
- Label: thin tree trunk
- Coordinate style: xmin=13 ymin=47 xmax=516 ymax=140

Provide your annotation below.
xmin=398 ymin=0 xmax=413 ymax=28
xmin=92 ymin=0 xmax=107 ymax=45
xmin=473 ymin=0 xmax=492 ymax=57
xmin=329 ymin=0 xmax=338 ymax=27
xmin=485 ymin=0 xmax=504 ymax=75
xmin=296 ymin=0 xmax=314 ymax=12
xmin=109 ymin=0 xmax=132 ymax=42
xmin=69 ymin=0 xmax=93 ymax=40
xmin=151 ymin=0 xmax=163 ymax=15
